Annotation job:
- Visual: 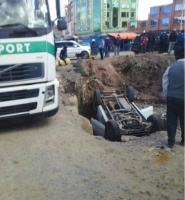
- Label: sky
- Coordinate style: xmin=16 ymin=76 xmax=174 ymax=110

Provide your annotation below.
xmin=138 ymin=0 xmax=173 ymax=20
xmin=49 ymin=0 xmax=173 ymax=20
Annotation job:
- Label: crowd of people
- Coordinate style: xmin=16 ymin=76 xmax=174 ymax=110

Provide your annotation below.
xmin=58 ymin=30 xmax=184 ymax=62
xmin=90 ymin=34 xmax=123 ymax=60
xmin=89 ymin=30 xmax=185 ymax=59
xmin=132 ymin=30 xmax=184 ymax=54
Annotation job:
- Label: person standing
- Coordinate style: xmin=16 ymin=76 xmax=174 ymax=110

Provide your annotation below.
xmin=176 ymin=30 xmax=185 ymax=48
xmin=104 ymin=36 xmax=111 ymax=57
xmin=91 ymin=39 xmax=97 ymax=56
xmin=147 ymin=32 xmax=156 ymax=53
xmin=162 ymin=45 xmax=184 ymax=148
xmin=159 ymin=32 xmax=169 ymax=53
xmin=99 ymin=38 xmax=105 ymax=60
xmin=140 ymin=34 xmax=149 ymax=53
xmin=168 ymin=31 xmax=177 ymax=53
xmin=114 ymin=34 xmax=121 ymax=56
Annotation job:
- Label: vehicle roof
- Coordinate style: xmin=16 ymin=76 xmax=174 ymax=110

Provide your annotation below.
xmin=55 ymin=40 xmax=77 ymax=43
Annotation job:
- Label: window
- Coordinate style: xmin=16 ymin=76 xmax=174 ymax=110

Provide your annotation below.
xmin=55 ymin=43 xmax=64 ymax=48
xmin=107 ymin=12 xmax=109 ymax=17
xmin=131 ymin=12 xmax=135 ymax=18
xmin=150 ymin=7 xmax=159 ymax=16
xmin=175 ymin=3 xmax=185 ymax=11
xmin=113 ymin=7 xmax=118 ymax=27
xmin=122 ymin=4 xmax=129 ymax=9
xmin=141 ymin=21 xmax=146 ymax=28
xmin=162 ymin=5 xmax=172 ymax=13
xmin=161 ymin=18 xmax=170 ymax=26
xmin=130 ymin=21 xmax=136 ymax=28
xmin=150 ymin=19 xmax=158 ymax=26
xmin=122 ymin=21 xmax=127 ymax=27
xmin=107 ymin=3 xmax=110 ymax=8
xmin=105 ymin=21 xmax=109 ymax=28
xmin=131 ymin=3 xmax=136 ymax=9
xmin=121 ymin=12 xmax=129 ymax=17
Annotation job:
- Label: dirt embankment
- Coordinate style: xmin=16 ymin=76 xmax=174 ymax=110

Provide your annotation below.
xmin=71 ymin=54 xmax=175 ymax=115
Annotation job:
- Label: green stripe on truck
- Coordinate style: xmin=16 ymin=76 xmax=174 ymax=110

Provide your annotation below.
xmin=0 ymin=41 xmax=55 ymax=56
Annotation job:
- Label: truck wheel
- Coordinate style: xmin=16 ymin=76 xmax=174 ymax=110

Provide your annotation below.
xmin=81 ymin=51 xmax=89 ymax=59
xmin=93 ymin=89 xmax=102 ymax=115
xmin=147 ymin=114 xmax=164 ymax=132
xmin=105 ymin=120 xmax=121 ymax=141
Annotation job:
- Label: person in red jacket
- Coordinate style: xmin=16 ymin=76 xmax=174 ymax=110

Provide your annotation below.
xmin=140 ymin=34 xmax=149 ymax=53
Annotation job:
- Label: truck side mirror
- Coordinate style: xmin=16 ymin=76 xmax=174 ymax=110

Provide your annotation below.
xmin=57 ymin=18 xmax=67 ymax=31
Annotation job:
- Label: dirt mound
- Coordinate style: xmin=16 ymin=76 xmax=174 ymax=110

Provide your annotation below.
xmin=75 ymin=54 xmax=174 ymax=115
xmin=111 ymin=54 xmax=175 ymax=102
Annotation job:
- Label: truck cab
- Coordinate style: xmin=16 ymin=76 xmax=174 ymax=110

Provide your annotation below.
xmin=0 ymin=0 xmax=59 ymax=119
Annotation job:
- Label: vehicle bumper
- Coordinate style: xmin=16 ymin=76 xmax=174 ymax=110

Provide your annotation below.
xmin=0 ymin=79 xmax=59 ymax=119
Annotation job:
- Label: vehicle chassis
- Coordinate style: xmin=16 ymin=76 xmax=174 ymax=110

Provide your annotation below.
xmin=93 ymin=89 xmax=164 ymax=141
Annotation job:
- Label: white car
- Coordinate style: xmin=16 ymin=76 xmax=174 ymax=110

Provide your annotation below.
xmin=55 ymin=40 xmax=91 ymax=59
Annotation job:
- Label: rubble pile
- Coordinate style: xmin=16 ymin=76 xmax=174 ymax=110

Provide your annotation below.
xmin=111 ymin=54 xmax=175 ymax=102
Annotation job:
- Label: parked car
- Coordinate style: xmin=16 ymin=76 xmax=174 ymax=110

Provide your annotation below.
xmin=91 ymin=89 xmax=166 ymax=141
xmin=55 ymin=40 xmax=91 ymax=59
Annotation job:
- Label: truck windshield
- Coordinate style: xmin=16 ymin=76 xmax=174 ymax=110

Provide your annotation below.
xmin=0 ymin=0 xmax=51 ymax=38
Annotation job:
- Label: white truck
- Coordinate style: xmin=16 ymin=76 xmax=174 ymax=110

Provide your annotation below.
xmin=0 ymin=0 xmax=65 ymax=119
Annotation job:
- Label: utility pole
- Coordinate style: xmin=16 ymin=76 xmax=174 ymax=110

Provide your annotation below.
xmin=180 ymin=9 xmax=183 ymax=30
xmin=56 ymin=0 xmax=61 ymax=18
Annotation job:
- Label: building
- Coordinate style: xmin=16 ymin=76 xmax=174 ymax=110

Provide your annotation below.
xmin=147 ymin=0 xmax=185 ymax=31
xmin=172 ymin=0 xmax=185 ymax=30
xmin=65 ymin=0 xmax=75 ymax=35
xmin=101 ymin=0 xmax=138 ymax=33
xmin=66 ymin=0 xmax=138 ymax=36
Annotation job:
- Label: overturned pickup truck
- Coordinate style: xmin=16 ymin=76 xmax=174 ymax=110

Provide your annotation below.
xmin=91 ymin=88 xmax=166 ymax=141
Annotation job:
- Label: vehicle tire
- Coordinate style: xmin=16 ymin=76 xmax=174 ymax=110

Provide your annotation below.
xmin=126 ymin=85 xmax=137 ymax=102
xmin=81 ymin=51 xmax=89 ymax=59
xmin=105 ymin=120 xmax=121 ymax=141
xmin=147 ymin=114 xmax=165 ymax=132
xmin=92 ymin=89 xmax=102 ymax=115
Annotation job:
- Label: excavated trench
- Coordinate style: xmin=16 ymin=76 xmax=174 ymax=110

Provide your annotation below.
xmin=59 ymin=54 xmax=175 ymax=118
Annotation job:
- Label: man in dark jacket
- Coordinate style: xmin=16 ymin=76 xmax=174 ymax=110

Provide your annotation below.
xmin=60 ymin=45 xmax=67 ymax=64
xmin=168 ymin=31 xmax=177 ymax=53
xmin=162 ymin=45 xmax=184 ymax=148
xmin=104 ymin=36 xmax=111 ymax=57
xmin=147 ymin=32 xmax=156 ymax=53
xmin=159 ymin=32 xmax=169 ymax=53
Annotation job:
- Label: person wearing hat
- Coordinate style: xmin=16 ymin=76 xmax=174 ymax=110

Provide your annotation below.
xmin=162 ymin=45 xmax=184 ymax=148
xmin=91 ymin=39 xmax=97 ymax=57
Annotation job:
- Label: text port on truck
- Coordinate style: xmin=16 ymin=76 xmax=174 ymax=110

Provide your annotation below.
xmin=0 ymin=0 xmax=66 ymax=120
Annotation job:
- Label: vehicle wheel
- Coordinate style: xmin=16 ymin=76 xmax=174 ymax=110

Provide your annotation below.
xmin=81 ymin=51 xmax=89 ymax=59
xmin=92 ymin=89 xmax=102 ymax=115
xmin=105 ymin=120 xmax=121 ymax=141
xmin=126 ymin=85 xmax=137 ymax=102
xmin=147 ymin=114 xmax=165 ymax=132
